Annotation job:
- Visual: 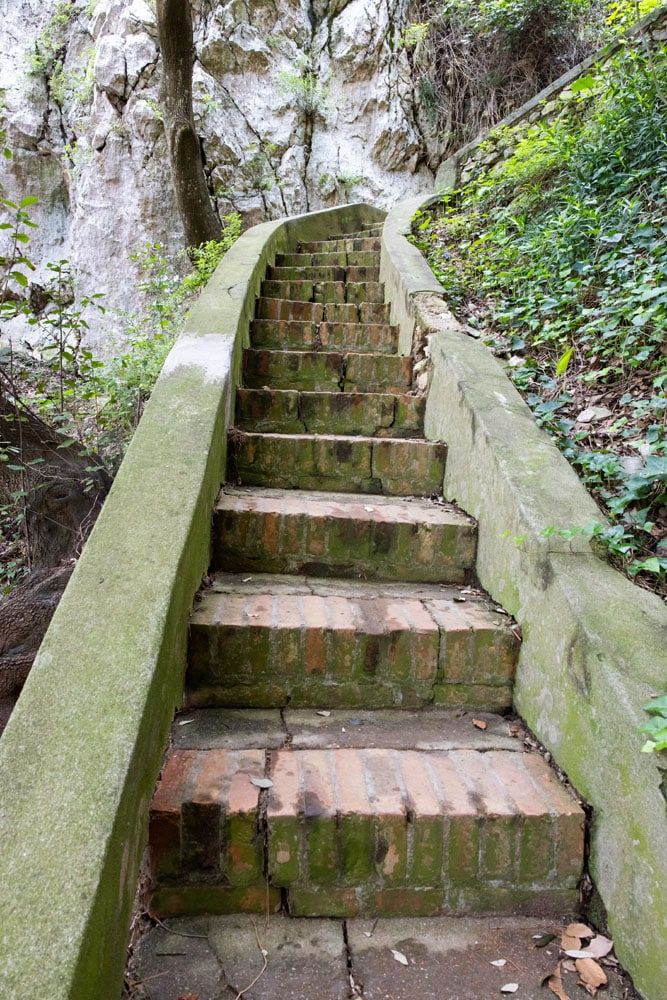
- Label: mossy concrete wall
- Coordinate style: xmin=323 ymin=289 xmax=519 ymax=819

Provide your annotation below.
xmin=0 ymin=203 xmax=384 ymax=1000
xmin=380 ymin=207 xmax=667 ymax=999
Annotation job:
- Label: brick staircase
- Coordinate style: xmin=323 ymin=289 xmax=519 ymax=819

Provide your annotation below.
xmin=148 ymin=224 xmax=585 ymax=921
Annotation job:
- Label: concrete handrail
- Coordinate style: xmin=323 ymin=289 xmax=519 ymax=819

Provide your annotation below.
xmin=0 ymin=202 xmax=385 ymax=1000
xmin=380 ymin=191 xmax=667 ymax=1000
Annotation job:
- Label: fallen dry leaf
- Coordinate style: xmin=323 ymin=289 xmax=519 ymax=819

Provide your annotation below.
xmin=587 ymin=935 xmax=613 ymax=959
xmin=472 ymin=719 xmax=488 ymax=730
xmin=562 ymin=960 xmax=577 ymax=973
xmin=575 ymin=958 xmax=607 ymax=996
xmin=250 ymin=777 xmax=273 ymax=789
xmin=490 ymin=959 xmax=507 ymax=967
xmin=500 ymin=984 xmax=519 ymax=994
xmin=544 ymin=963 xmax=571 ymax=1000
xmin=391 ymin=948 xmax=409 ymax=966
xmin=176 ymin=995 xmax=199 ymax=1000
xmin=564 ymin=922 xmax=593 ymax=939
xmin=560 ymin=934 xmax=582 ymax=951
xmin=316 ymin=710 xmax=331 ymax=717
xmin=565 ymin=949 xmax=594 ymax=959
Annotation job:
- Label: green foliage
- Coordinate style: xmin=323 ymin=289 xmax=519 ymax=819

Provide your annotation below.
xmin=640 ymin=694 xmax=667 ymax=753
xmin=0 ymin=200 xmax=242 ymax=590
xmin=439 ymin=0 xmax=595 ymax=36
xmin=400 ymin=20 xmax=430 ymax=47
xmin=27 ymin=0 xmax=76 ymax=79
xmin=414 ymin=44 xmax=667 ymax=588
xmin=278 ymin=69 xmax=328 ymax=116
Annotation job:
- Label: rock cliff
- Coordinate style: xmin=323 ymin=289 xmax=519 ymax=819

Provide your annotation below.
xmin=0 ymin=0 xmax=433 ymax=341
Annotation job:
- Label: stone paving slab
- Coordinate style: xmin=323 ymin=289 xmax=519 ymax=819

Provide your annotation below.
xmin=129 ymin=915 xmax=632 ymax=1000
xmin=347 ymin=916 xmax=630 ymax=1000
xmin=130 ymin=916 xmax=349 ymax=1000
xmin=171 ymin=708 xmax=519 ymax=752
xmin=284 ymin=708 xmax=519 ymax=750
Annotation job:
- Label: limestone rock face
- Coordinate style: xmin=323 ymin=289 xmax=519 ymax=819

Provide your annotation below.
xmin=0 ymin=0 xmax=433 ymax=346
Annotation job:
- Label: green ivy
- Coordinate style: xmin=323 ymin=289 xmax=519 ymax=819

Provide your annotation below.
xmin=413 ymin=43 xmax=667 ymax=588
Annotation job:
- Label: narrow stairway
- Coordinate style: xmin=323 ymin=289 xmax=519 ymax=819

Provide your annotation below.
xmin=147 ymin=224 xmax=584 ymax=927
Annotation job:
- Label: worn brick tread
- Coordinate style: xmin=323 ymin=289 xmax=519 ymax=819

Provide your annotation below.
xmin=257 ymin=297 xmax=391 ymax=324
xmin=186 ymin=573 xmax=517 ymax=709
xmin=298 ymin=237 xmax=381 ymax=254
xmin=243 ymin=348 xmax=412 ymax=393
xmin=250 ymin=319 xmax=399 ymax=354
xmin=229 ymin=432 xmax=446 ymax=496
xmin=149 ymin=745 xmax=584 ymax=918
xmin=235 ymin=389 xmax=423 ymax=437
xmin=261 ymin=279 xmax=386 ymax=305
xmin=213 ymin=486 xmax=474 ymax=581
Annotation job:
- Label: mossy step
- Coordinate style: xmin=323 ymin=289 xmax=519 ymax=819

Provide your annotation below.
xmin=276 ymin=251 xmax=380 ymax=267
xmin=257 ymin=298 xmax=391 ymax=324
xmin=261 ymin=279 xmax=385 ymax=304
xmin=235 ymin=389 xmax=423 ymax=437
xmin=268 ymin=265 xmax=381 ymax=283
xmin=149 ymin=723 xmax=583 ymax=918
xmin=250 ymin=319 xmax=399 ymax=354
xmin=186 ymin=573 xmax=517 ymax=711
xmin=229 ymin=431 xmax=446 ymax=496
xmin=298 ymin=237 xmax=381 ymax=254
xmin=213 ymin=486 xmax=475 ymax=582
xmin=243 ymin=348 xmax=411 ymax=393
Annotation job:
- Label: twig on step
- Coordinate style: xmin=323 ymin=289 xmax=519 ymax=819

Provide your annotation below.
xmin=234 ymin=919 xmax=268 ymax=999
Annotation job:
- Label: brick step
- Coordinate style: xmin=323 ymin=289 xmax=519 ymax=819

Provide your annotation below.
xmin=243 ymin=349 xmax=411 ymax=393
xmin=257 ymin=298 xmax=391 ymax=325
xmin=213 ymin=487 xmax=475 ymax=582
xmin=186 ymin=574 xmax=518 ymax=710
xmin=250 ymin=319 xmax=399 ymax=354
xmin=261 ymin=279 xmax=385 ymax=305
xmin=276 ymin=251 xmax=380 ymax=267
xmin=229 ymin=432 xmax=446 ymax=495
xmin=149 ymin=716 xmax=584 ymax=918
xmin=235 ymin=389 xmax=423 ymax=437
xmin=298 ymin=237 xmax=381 ymax=254
xmin=268 ymin=265 xmax=381 ymax=284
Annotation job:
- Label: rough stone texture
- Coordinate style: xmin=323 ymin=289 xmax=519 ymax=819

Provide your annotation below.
xmin=380 ymin=197 xmax=667 ymax=999
xmin=0 ymin=0 xmax=432 ymax=344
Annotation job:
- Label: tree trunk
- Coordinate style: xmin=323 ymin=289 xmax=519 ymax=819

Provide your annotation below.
xmin=156 ymin=0 xmax=221 ymax=249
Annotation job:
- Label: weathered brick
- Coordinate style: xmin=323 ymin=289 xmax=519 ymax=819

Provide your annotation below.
xmin=213 ymin=490 xmax=476 ymax=582
xmin=371 ymin=438 xmax=447 ymax=495
xmin=426 ymin=600 xmax=520 ymax=686
xmin=151 ymin=884 xmax=280 ymax=918
xmin=262 ymin=279 xmax=314 ymax=301
xmin=243 ymin=349 xmax=344 ymax=391
xmin=188 ymin=587 xmax=440 ymax=704
xmin=343 ymin=352 xmax=412 ymax=392
xmin=231 ymin=432 xmax=447 ymax=496
xmin=257 ymin=298 xmax=324 ymax=322
xmin=288 ymin=887 xmax=360 ymax=917
xmin=149 ymin=750 xmax=197 ymax=878
xmin=268 ymin=265 xmax=347 ymax=282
